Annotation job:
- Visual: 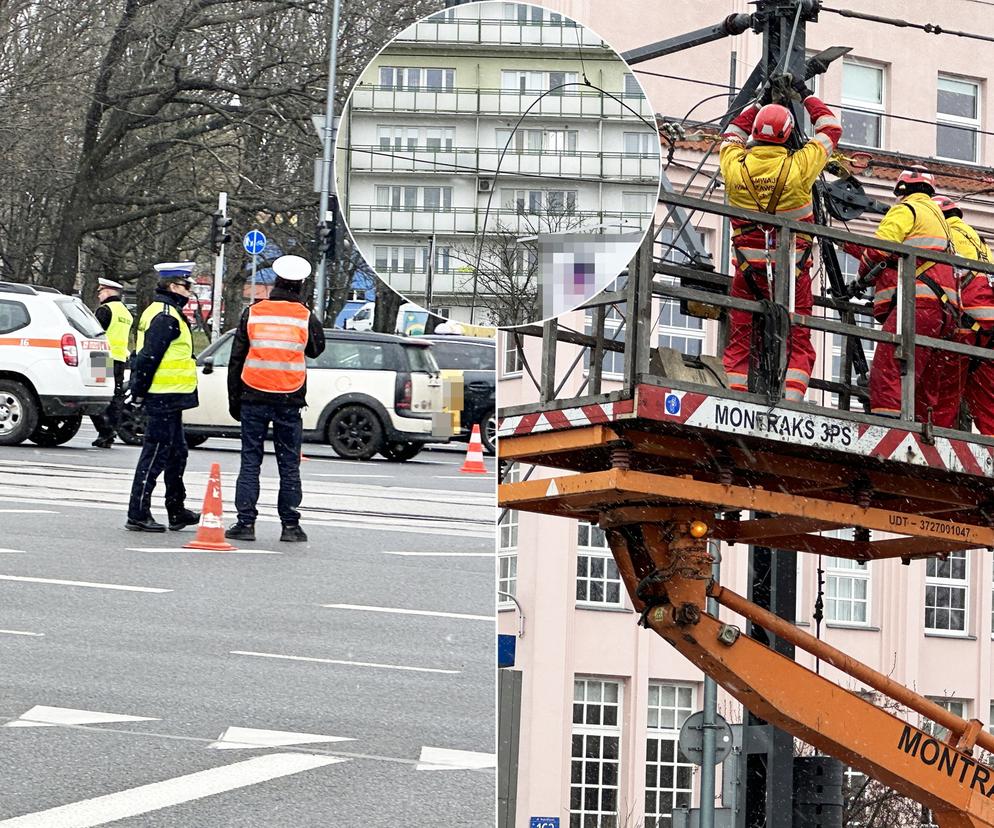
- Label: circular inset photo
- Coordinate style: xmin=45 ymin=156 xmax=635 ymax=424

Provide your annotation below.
xmin=335 ymin=0 xmax=661 ymax=328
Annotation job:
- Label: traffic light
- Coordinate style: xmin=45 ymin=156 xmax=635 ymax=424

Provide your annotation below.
xmin=209 ymin=211 xmax=233 ymax=255
xmin=317 ymin=214 xmax=337 ymax=261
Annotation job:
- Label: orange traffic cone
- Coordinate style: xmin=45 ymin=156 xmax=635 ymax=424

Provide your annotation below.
xmin=460 ymin=424 xmax=488 ymax=474
xmin=184 ymin=462 xmax=237 ymax=551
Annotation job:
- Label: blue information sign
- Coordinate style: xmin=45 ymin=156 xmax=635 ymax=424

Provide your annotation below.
xmin=243 ymin=229 xmax=267 ymax=255
xmin=497 ymin=634 xmax=516 ymax=668
xmin=530 ymin=819 xmax=559 ymax=828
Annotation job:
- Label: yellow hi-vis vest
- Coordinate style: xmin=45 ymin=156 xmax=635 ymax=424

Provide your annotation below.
xmin=103 ymin=299 xmax=133 ymax=363
xmin=242 ymin=300 xmax=310 ymax=393
xmin=136 ymin=302 xmax=197 ymax=394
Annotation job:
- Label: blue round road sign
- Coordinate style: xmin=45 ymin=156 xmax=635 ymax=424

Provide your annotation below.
xmin=243 ymin=229 xmax=267 ymax=255
xmin=665 ymin=394 xmax=681 ymax=415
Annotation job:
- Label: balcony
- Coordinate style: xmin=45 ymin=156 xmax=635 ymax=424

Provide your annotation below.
xmin=349 ymin=85 xmax=653 ymax=121
xmin=345 ymin=145 xmax=661 ymax=182
xmin=393 ymin=17 xmax=608 ymax=49
xmin=345 ymin=205 xmax=648 ymax=235
xmin=372 ymin=267 xmax=469 ymax=298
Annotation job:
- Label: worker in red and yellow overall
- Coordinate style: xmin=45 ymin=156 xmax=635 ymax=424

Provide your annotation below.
xmin=720 ymin=82 xmax=842 ymax=402
xmin=845 ymin=168 xmax=957 ymax=421
xmin=930 ymin=195 xmax=994 ymax=433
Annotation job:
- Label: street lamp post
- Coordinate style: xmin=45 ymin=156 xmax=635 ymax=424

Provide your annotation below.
xmin=314 ymin=0 xmax=341 ymax=322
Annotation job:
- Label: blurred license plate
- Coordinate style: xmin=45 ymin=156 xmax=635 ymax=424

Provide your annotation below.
xmin=89 ymin=352 xmax=109 ymax=382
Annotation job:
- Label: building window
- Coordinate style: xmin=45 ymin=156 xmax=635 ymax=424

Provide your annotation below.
xmin=584 ymin=276 xmax=627 ymax=378
xmin=937 ymin=75 xmax=980 ymax=162
xmin=645 ymin=683 xmax=695 ymax=826
xmin=656 ymin=229 xmax=708 ymax=356
xmin=496 ymin=127 xmax=577 ymax=154
xmin=623 ymin=73 xmax=641 ymax=97
xmin=924 ymin=697 xmax=967 ymax=741
xmin=379 ymin=66 xmax=455 ymax=91
xmin=622 ymin=191 xmax=654 ymax=216
xmin=503 ymin=188 xmax=577 ymax=215
xmin=576 ymin=523 xmax=623 ymax=607
xmin=841 ymin=59 xmax=884 ymax=149
xmin=501 ymin=69 xmax=578 ymax=94
xmin=498 ymin=464 xmax=519 ymax=607
xmin=622 ymin=131 xmax=656 ymax=156
xmin=422 ymin=186 xmax=453 ymax=210
xmin=377 ymin=125 xmax=455 ymax=152
xmin=374 ymin=245 xmax=417 ymax=273
xmin=571 ymin=678 xmax=622 ymax=828
xmin=375 ymin=185 xmax=449 ymax=211
xmin=824 ymin=557 xmax=870 ymax=625
xmin=925 ymin=551 xmax=968 ymax=634
xmin=501 ymin=330 xmax=523 ymax=375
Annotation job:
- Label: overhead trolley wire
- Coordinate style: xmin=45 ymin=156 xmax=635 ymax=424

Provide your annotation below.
xmin=820 ymin=5 xmax=994 ymax=46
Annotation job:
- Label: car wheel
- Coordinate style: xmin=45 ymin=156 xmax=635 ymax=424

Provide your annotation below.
xmin=481 ymin=411 xmax=496 ymax=456
xmin=185 ymin=433 xmax=209 ymax=448
xmin=327 ymin=405 xmax=384 ymax=460
xmin=379 ymin=441 xmax=423 ymax=462
xmin=28 ymin=415 xmax=82 ymax=447
xmin=0 ymin=380 xmax=39 ymax=446
xmin=116 ymin=402 xmax=146 ymax=446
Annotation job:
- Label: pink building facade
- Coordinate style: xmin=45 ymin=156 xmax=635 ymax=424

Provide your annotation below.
xmin=498 ymin=2 xmax=994 ymax=825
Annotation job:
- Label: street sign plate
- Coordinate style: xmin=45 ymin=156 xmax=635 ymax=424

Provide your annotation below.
xmin=243 ymin=230 xmax=267 ymax=256
xmin=677 ymin=711 xmax=733 ymax=766
xmin=530 ymin=819 xmax=559 ymax=828
xmin=497 ymin=634 xmax=516 ymax=668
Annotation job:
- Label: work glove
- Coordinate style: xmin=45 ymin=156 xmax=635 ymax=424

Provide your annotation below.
xmin=791 ymin=75 xmax=814 ymax=100
xmin=759 ymin=86 xmax=774 ymax=106
xmin=123 ymin=388 xmax=144 ymax=410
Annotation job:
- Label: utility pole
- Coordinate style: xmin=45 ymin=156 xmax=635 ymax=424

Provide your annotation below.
xmin=210 ymin=192 xmax=231 ymax=342
xmin=314 ymin=0 xmax=341 ymax=322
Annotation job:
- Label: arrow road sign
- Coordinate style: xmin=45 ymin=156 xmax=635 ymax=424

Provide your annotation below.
xmin=243 ymin=229 xmax=267 ymax=256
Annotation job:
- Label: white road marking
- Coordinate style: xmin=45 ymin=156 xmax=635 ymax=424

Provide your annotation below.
xmin=416 ymin=746 xmax=497 ymax=771
xmin=382 ymin=551 xmax=493 ymax=558
xmin=208 ymin=726 xmax=354 ymax=751
xmin=320 ymin=603 xmax=494 ymax=622
xmin=311 ymin=473 xmax=392 ymax=479
xmin=0 ymin=752 xmax=344 ymax=827
xmin=0 ymin=549 xmax=26 ymax=554
xmin=231 ymin=650 xmax=460 ymax=675
xmin=434 ymin=475 xmax=494 ymax=480
xmin=126 ymin=547 xmax=281 ymax=556
xmin=0 ymin=575 xmax=171 ymax=594
xmin=0 ymin=630 xmax=43 ymax=638
xmin=0 ymin=510 xmax=59 ymax=514
xmin=5 ymin=705 xmax=158 ymax=728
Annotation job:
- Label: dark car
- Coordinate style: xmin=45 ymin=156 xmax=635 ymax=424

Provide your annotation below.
xmin=420 ymin=335 xmax=496 ymax=454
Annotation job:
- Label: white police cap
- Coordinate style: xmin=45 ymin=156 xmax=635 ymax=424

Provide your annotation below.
xmin=272 ymin=255 xmax=311 ymax=282
xmin=154 ymin=261 xmax=196 ymax=280
xmin=98 ymin=278 xmax=123 ymax=290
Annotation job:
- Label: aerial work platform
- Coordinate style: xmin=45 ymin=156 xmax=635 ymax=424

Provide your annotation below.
xmin=500 ymin=380 xmax=994 ymax=561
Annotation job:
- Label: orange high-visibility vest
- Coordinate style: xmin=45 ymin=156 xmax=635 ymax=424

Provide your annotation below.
xmin=242 ymin=300 xmax=310 ymax=393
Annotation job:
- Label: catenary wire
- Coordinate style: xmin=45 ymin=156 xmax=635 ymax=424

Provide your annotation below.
xmin=820 ymin=5 xmax=994 ymax=46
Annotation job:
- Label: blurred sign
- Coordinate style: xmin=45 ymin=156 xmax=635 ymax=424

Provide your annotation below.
xmin=497 ymin=634 xmax=516 ymax=668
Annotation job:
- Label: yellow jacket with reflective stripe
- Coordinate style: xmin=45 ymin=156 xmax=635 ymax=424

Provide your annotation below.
xmin=870 ymin=192 xmax=951 ymax=252
xmin=947 ymin=216 xmax=992 ymax=263
xmin=103 ymin=300 xmax=133 ymax=363
xmin=136 ymin=302 xmax=197 ymax=394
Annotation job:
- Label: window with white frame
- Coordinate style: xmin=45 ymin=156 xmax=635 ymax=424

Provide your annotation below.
xmin=502 ymin=188 xmax=577 ymax=215
xmin=374 ymin=245 xmax=417 ymax=273
xmin=925 ymin=551 xmax=968 ymax=634
xmin=584 ymin=276 xmax=627 ymax=378
xmin=501 ymin=69 xmax=578 ymax=95
xmin=923 ymin=697 xmax=968 ymax=741
xmin=501 ymin=329 xmax=523 ymax=375
xmin=496 ymin=127 xmax=577 ymax=154
xmin=422 ymin=186 xmax=452 ymax=210
xmin=623 ymin=73 xmax=642 ymax=97
xmin=571 ymin=678 xmax=622 ymax=828
xmin=841 ymin=59 xmax=884 ymax=149
xmin=623 ymin=131 xmax=656 ymax=156
xmin=375 ymin=185 xmax=450 ymax=211
xmin=645 ymin=683 xmax=695 ymax=826
xmin=576 ymin=523 xmax=623 ymax=607
xmin=822 ymin=253 xmax=878 ymax=406
xmin=937 ymin=75 xmax=981 ymax=163
xmin=503 ymin=3 xmax=563 ymax=25
xmin=379 ymin=66 xmax=455 ymax=91
xmin=622 ymin=191 xmax=654 ymax=216
xmin=656 ymin=229 xmax=707 ymax=356
xmin=824 ymin=557 xmax=870 ymax=625
xmin=377 ymin=125 xmax=456 ymax=151
xmin=498 ymin=463 xmax=519 ymax=606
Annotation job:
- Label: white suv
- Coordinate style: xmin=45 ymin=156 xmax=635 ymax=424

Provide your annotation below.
xmin=183 ymin=330 xmax=450 ymax=460
xmin=0 ymin=282 xmax=113 ymax=446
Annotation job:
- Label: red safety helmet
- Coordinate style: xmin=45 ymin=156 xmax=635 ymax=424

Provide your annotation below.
xmin=932 ymin=195 xmax=958 ymax=214
xmin=752 ymin=104 xmax=794 ymax=144
xmin=894 ymin=165 xmax=935 ymax=195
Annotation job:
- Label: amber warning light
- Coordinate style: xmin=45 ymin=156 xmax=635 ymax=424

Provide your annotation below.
xmin=690 ymin=521 xmax=709 ymax=539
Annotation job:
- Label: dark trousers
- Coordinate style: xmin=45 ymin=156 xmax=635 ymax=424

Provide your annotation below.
xmin=127 ymin=408 xmax=188 ymax=521
xmin=91 ymin=360 xmax=126 ymax=437
xmin=235 ymin=403 xmax=303 ymax=525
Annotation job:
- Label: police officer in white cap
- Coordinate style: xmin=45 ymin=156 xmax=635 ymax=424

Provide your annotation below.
xmin=225 ymin=255 xmax=325 ymax=543
xmin=125 ymin=262 xmax=201 ymax=532
xmin=90 ymin=278 xmax=133 ymax=447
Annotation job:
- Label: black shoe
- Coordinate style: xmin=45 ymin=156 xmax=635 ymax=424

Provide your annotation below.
xmin=92 ymin=436 xmax=114 ymax=448
xmin=225 ymin=522 xmax=256 ymax=541
xmin=168 ymin=509 xmax=200 ymax=531
xmin=125 ymin=517 xmax=166 ymax=533
xmin=280 ymin=524 xmax=308 ymax=543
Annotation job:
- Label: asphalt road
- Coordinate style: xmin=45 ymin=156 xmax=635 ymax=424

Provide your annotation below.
xmin=0 ymin=422 xmax=496 ymax=827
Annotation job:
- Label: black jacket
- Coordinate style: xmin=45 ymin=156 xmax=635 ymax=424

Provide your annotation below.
xmin=130 ymin=288 xmax=200 ymax=413
xmin=228 ymin=287 xmax=326 ymax=411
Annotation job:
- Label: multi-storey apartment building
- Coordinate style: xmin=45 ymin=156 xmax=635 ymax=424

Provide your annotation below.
xmin=336 ymin=1 xmax=660 ymax=325
xmin=498 ymin=2 xmax=994 ymax=826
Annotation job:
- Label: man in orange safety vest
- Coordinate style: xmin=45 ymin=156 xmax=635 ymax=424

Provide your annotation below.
xmin=226 ymin=255 xmax=325 ymax=543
